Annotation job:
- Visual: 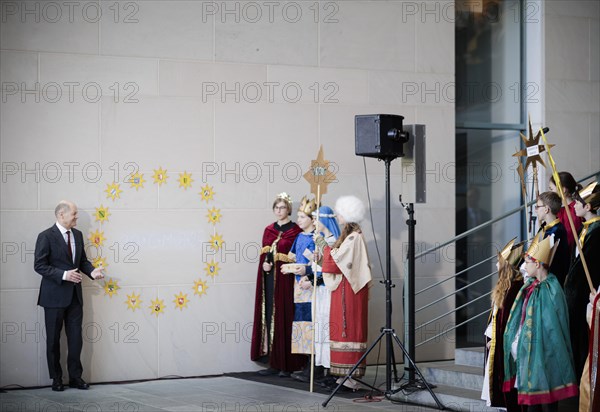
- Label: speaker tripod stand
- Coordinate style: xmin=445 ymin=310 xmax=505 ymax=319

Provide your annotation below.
xmin=322 ymin=157 xmax=444 ymax=410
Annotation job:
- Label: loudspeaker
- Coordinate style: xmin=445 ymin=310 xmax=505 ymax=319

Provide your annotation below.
xmin=355 ymin=114 xmax=409 ymax=159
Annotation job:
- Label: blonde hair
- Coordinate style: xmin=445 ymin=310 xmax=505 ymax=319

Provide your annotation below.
xmin=491 ymin=258 xmax=522 ymax=309
xmin=333 ymin=222 xmax=361 ymax=249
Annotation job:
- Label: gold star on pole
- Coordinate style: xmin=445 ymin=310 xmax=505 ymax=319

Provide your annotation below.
xmin=512 ymin=117 xmax=554 ymax=196
xmin=303 ymin=145 xmax=337 ymax=197
xmin=512 ymin=118 xmax=554 ymax=170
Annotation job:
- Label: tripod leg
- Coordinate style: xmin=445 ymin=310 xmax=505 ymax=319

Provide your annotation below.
xmin=390 ymin=332 xmax=445 ymax=410
xmin=389 ymin=342 xmax=401 ymax=383
xmin=321 ymin=329 xmax=387 ymax=408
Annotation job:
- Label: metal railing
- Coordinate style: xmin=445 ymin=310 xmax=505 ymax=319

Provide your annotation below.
xmin=413 ymin=170 xmax=600 ymax=348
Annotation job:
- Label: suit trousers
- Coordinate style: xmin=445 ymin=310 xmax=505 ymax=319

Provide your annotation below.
xmin=44 ymin=288 xmax=83 ymax=379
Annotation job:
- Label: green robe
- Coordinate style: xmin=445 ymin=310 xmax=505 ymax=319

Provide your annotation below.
xmin=503 ymin=274 xmax=578 ymax=405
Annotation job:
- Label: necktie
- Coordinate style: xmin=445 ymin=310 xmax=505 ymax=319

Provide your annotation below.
xmin=66 ymin=231 xmax=73 ymax=262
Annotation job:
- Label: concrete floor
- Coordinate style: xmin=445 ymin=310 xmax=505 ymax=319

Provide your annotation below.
xmin=0 ymin=375 xmax=443 ymax=412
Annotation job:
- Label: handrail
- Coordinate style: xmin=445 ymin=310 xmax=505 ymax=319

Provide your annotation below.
xmin=415 ymin=170 xmax=600 ymax=260
xmin=413 ymin=170 xmax=599 ymax=349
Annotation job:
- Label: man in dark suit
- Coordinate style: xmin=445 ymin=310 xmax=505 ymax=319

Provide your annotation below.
xmin=34 ymin=200 xmax=104 ymax=391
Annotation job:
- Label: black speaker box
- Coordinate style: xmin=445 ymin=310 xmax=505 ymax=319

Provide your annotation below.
xmin=355 ymin=114 xmax=407 ymax=159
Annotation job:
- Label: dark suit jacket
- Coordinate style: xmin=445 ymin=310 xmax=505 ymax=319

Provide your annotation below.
xmin=34 ymin=225 xmax=95 ymax=308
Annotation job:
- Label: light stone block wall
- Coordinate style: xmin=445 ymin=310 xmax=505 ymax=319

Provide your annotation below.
xmin=544 ymin=1 xmax=600 ymax=179
xmin=0 ymin=0 xmax=455 ymax=387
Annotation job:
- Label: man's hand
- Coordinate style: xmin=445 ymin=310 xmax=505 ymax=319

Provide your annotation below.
xmin=65 ymin=269 xmax=82 ymax=283
xmin=262 ymin=262 xmax=273 ymax=272
xmin=91 ymin=267 xmax=105 ymax=280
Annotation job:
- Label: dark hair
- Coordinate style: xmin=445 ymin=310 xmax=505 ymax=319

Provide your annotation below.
xmin=574 ymin=183 xmax=600 ymax=213
xmin=551 ymin=172 xmax=582 ymax=196
xmin=538 ymin=191 xmax=561 ymax=215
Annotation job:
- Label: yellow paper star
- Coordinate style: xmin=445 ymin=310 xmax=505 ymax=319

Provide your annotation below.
xmin=88 ymin=229 xmax=105 ymax=247
xmin=103 ymin=278 xmax=119 ymax=297
xmin=94 ymin=205 xmax=110 ymax=223
xmin=152 ymin=167 xmax=168 ymax=186
xmin=303 ymin=145 xmax=337 ymax=197
xmin=129 ymin=172 xmax=145 ymax=190
xmin=125 ymin=292 xmax=142 ymax=311
xmin=93 ymin=256 xmax=108 ymax=269
xmin=204 ymin=260 xmax=220 ymax=278
xmin=173 ymin=292 xmax=190 ymax=310
xmin=149 ymin=298 xmax=165 ymax=316
xmin=209 ymin=233 xmax=224 ymax=251
xmin=105 ymin=182 xmax=123 ymax=200
xmin=193 ymin=279 xmax=208 ymax=297
xmin=206 ymin=207 xmax=222 ymax=225
xmin=199 ymin=184 xmax=215 ymax=202
xmin=178 ymin=171 xmax=193 ymax=190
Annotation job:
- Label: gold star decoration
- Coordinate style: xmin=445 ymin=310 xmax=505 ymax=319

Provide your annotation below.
xmin=193 ymin=279 xmax=208 ymax=297
xmin=103 ymin=278 xmax=119 ymax=297
xmin=178 ymin=171 xmax=193 ymax=190
xmin=129 ymin=172 xmax=145 ymax=190
xmin=105 ymin=182 xmax=123 ymax=201
xmin=512 ymin=118 xmax=555 ymax=171
xmin=149 ymin=298 xmax=165 ymax=316
xmin=173 ymin=292 xmax=190 ymax=310
xmin=88 ymin=229 xmax=106 ymax=247
xmin=93 ymin=256 xmax=108 ymax=269
xmin=204 ymin=260 xmax=220 ymax=278
xmin=209 ymin=233 xmax=224 ymax=251
xmin=206 ymin=207 xmax=222 ymax=225
xmin=152 ymin=167 xmax=168 ymax=186
xmin=94 ymin=205 xmax=110 ymax=223
xmin=512 ymin=117 xmax=554 ymax=196
xmin=200 ymin=184 xmax=215 ymax=202
xmin=125 ymin=292 xmax=142 ymax=311
xmin=303 ymin=145 xmax=337 ymax=197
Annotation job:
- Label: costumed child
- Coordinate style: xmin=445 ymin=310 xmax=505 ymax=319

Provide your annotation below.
xmin=251 ymin=193 xmax=305 ymax=377
xmin=481 ymin=238 xmax=523 ymax=410
xmin=565 ymin=181 xmax=600 ymax=383
xmin=301 ymin=206 xmax=341 ymax=386
xmin=286 ymin=196 xmax=319 ymax=381
xmin=535 ymin=191 xmax=570 ymax=285
xmin=548 ymin=171 xmax=583 ymax=254
xmin=315 ymin=196 xmax=372 ymax=391
xmin=503 ymin=235 xmax=578 ymax=410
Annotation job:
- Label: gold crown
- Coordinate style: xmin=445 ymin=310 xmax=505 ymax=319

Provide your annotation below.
xmin=298 ymin=196 xmax=318 ymax=216
xmin=525 ymin=233 xmax=556 ymax=266
xmin=498 ymin=237 xmax=516 ymax=262
xmin=276 ymin=192 xmax=292 ymax=205
xmin=497 ymin=238 xmax=524 ymax=266
xmin=578 ymin=181 xmax=599 ymax=204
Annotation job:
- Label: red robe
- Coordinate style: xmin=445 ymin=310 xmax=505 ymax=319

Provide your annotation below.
xmin=557 ymin=200 xmax=583 ymax=253
xmin=250 ymin=222 xmax=305 ymax=372
xmin=322 ymin=247 xmax=369 ymax=378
